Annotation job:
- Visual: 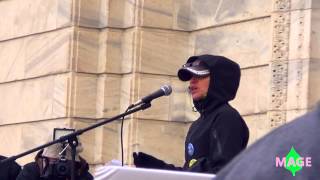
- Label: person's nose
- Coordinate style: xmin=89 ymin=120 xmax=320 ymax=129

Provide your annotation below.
xmin=190 ymin=77 xmax=198 ymax=84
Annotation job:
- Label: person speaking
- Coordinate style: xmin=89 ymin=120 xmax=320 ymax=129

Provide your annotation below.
xmin=133 ymin=54 xmax=249 ymax=174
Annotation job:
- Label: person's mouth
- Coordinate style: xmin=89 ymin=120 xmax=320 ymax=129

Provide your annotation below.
xmin=189 ymin=86 xmax=197 ymax=94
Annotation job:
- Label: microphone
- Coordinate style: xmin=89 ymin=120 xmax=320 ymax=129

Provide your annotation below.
xmin=129 ymin=85 xmax=172 ymax=109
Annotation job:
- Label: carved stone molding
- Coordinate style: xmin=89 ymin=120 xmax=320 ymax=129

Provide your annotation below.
xmin=269 ymin=0 xmax=291 ymax=128
xmin=272 ymin=13 xmax=290 ymax=61
xmin=273 ymin=0 xmax=290 ymax=11
xmin=270 ymin=61 xmax=288 ymax=109
xmin=268 ymin=111 xmax=287 ymax=128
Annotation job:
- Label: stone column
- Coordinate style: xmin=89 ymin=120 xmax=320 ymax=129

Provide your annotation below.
xmin=268 ymin=0 xmax=291 ymax=128
xmin=269 ymin=0 xmax=320 ymax=128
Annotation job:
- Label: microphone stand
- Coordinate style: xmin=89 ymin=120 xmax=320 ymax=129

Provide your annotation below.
xmin=1 ymin=102 xmax=151 ymax=180
xmin=69 ymin=137 xmax=78 ymax=180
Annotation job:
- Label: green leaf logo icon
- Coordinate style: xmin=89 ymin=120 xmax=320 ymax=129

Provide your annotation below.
xmin=285 ymin=147 xmax=302 ymax=176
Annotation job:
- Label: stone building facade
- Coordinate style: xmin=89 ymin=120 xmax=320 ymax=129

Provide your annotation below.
xmin=0 ymin=0 xmax=319 ymax=169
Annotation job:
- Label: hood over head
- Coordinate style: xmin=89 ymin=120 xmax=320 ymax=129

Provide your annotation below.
xmin=178 ymin=54 xmax=241 ymax=111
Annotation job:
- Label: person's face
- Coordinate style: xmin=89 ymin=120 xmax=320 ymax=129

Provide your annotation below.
xmin=189 ymin=75 xmax=210 ymax=101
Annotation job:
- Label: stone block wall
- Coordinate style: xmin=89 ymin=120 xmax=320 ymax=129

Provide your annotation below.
xmin=0 ymin=0 xmax=319 ymax=170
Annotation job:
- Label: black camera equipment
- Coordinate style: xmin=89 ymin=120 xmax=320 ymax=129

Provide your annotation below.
xmin=40 ymin=128 xmax=76 ymax=179
xmin=40 ymin=130 xmax=75 ymax=179
xmin=55 ymin=158 xmax=71 ymax=177
xmin=41 ymin=159 xmax=72 ymax=179
xmin=55 ymin=143 xmax=71 ymax=178
xmin=43 ymin=159 xmax=72 ymax=179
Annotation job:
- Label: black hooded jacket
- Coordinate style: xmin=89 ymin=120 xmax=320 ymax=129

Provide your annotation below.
xmin=182 ymin=55 xmax=249 ymax=173
xmin=0 ymin=155 xmax=21 ymax=180
xmin=133 ymin=55 xmax=249 ymax=174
